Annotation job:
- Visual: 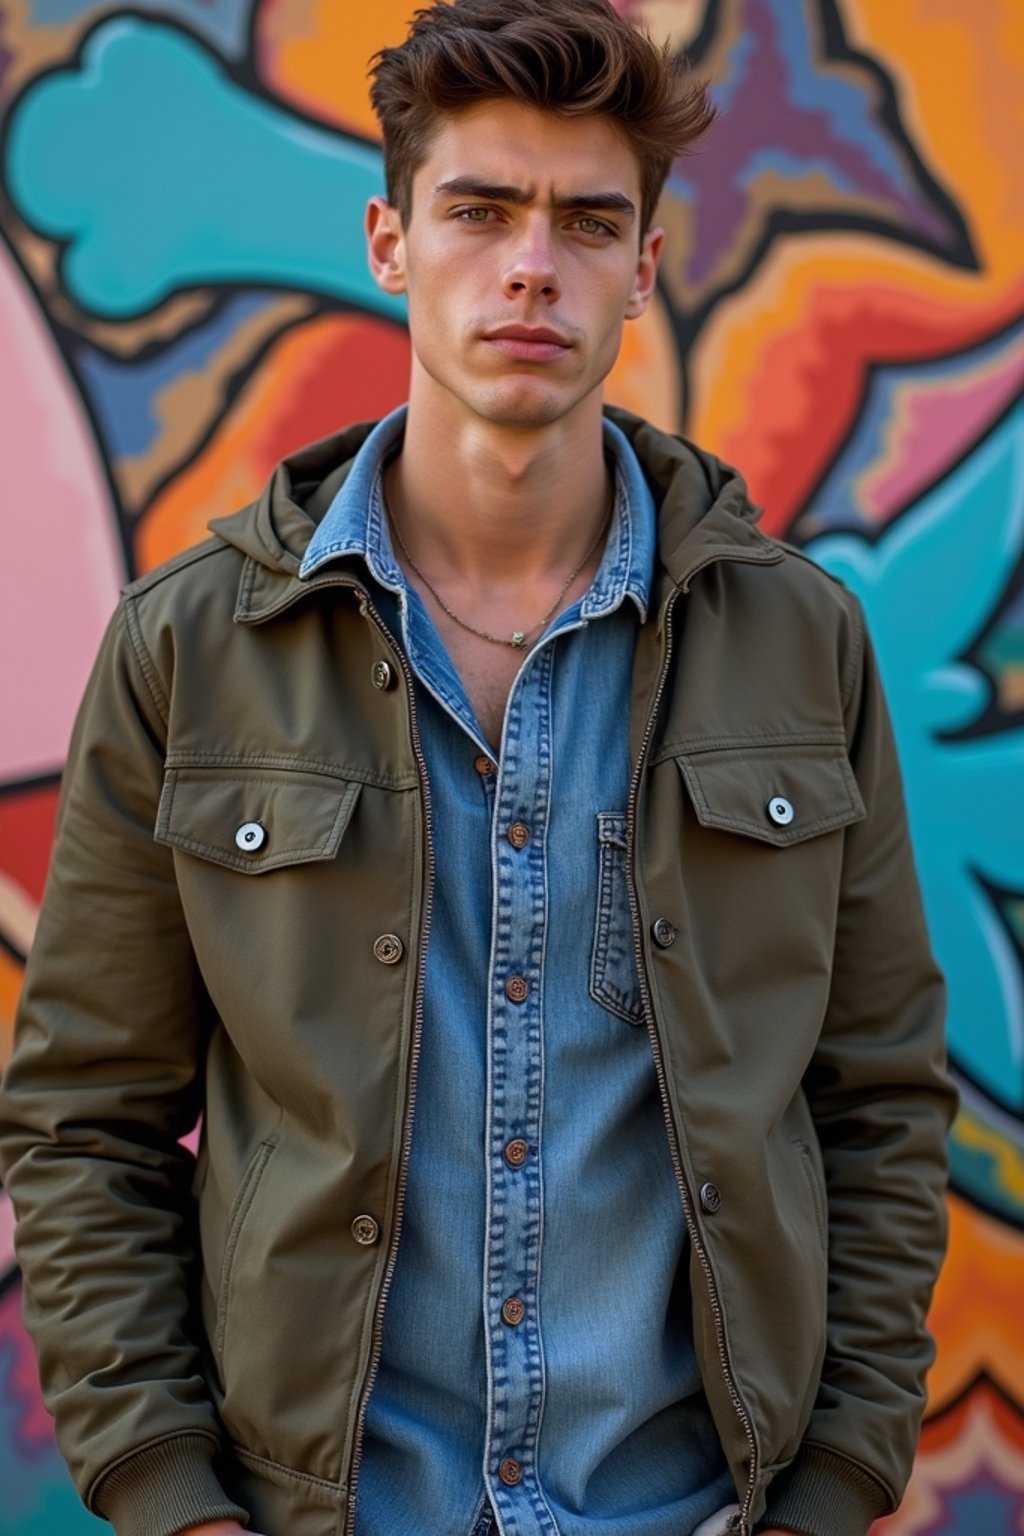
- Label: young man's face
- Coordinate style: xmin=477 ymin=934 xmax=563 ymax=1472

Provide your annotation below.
xmin=367 ymin=98 xmax=663 ymax=432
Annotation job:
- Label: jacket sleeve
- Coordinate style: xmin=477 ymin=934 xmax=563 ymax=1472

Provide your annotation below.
xmin=0 ymin=600 xmax=248 ymax=1536
xmin=758 ymin=595 xmax=958 ymax=1536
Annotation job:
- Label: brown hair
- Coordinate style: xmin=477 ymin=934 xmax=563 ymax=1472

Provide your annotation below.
xmin=368 ymin=0 xmax=716 ymax=235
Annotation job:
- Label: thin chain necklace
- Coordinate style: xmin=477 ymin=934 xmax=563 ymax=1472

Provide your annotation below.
xmin=388 ymin=496 xmax=613 ymax=649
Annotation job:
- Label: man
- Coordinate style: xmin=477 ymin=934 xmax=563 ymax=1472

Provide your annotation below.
xmin=0 ymin=3 xmax=955 ymax=1535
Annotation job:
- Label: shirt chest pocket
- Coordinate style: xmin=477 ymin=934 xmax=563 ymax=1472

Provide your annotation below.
xmin=590 ymin=811 xmax=645 ymax=1026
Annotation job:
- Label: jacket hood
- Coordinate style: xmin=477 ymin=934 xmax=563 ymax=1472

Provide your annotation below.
xmin=208 ymin=406 xmax=782 ymax=624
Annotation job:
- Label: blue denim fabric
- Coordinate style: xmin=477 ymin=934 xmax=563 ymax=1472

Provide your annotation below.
xmin=301 ymin=409 xmax=734 ymax=1536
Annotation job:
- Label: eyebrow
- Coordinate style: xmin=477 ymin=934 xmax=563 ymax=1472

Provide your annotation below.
xmin=433 ymin=176 xmax=636 ymax=220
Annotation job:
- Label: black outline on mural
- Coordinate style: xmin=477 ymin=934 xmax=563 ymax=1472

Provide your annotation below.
xmin=949 ymin=1061 xmax=1024 ymax=1233
xmin=790 ymin=311 xmax=1024 ymax=745
xmin=129 ymin=297 xmax=408 ymax=527
xmin=0 ymin=227 xmax=136 ymax=583
xmin=663 ymin=0 xmax=979 ymax=360
xmin=0 ymin=10 xmax=392 ymax=331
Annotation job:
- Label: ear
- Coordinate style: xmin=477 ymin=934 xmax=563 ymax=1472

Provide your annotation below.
xmin=624 ymin=225 xmax=664 ymax=321
xmin=366 ymin=196 xmax=408 ymax=296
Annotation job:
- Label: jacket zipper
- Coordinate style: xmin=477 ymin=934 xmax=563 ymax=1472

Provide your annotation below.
xmin=624 ymin=588 xmax=759 ymax=1536
xmin=341 ymin=592 xmax=435 ymax=1536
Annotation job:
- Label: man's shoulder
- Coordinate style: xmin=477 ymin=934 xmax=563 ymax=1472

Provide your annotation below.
xmin=123 ymin=532 xmax=241 ymax=603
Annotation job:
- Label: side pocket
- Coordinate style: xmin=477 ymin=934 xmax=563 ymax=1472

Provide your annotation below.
xmin=215 ymin=1139 xmax=276 ymax=1359
xmin=793 ymin=1138 xmax=828 ymax=1250
xmin=589 ymin=812 xmax=644 ymax=1026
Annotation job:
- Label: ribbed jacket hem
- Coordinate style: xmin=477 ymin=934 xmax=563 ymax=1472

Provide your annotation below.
xmin=755 ymin=1442 xmax=891 ymax=1536
xmin=92 ymin=1431 xmax=249 ymax=1536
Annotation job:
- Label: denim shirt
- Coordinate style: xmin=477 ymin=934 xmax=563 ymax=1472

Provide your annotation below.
xmin=300 ymin=408 xmax=733 ymax=1536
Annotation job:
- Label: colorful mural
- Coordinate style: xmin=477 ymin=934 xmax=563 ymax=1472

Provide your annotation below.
xmin=1 ymin=1 xmax=1022 ymax=1531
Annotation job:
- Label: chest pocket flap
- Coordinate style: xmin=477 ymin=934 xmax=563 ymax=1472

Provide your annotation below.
xmin=675 ymin=742 xmax=866 ymax=847
xmin=155 ymin=765 xmax=362 ymax=873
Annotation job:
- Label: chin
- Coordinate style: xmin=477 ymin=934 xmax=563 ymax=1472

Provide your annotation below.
xmin=468 ymin=380 xmax=584 ymax=430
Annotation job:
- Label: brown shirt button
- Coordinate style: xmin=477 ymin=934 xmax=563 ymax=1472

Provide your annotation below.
xmin=499 ymin=1457 xmax=523 ymax=1487
xmin=371 ymin=660 xmax=396 ymax=691
xmin=502 ymin=1296 xmax=526 ymax=1326
xmin=474 ymin=753 xmax=498 ymax=776
xmin=504 ymin=1138 xmax=528 ymax=1167
xmin=351 ymin=1214 xmax=380 ymax=1245
xmin=505 ymin=974 xmax=529 ymax=1004
xmin=507 ymin=821 xmax=531 ymax=849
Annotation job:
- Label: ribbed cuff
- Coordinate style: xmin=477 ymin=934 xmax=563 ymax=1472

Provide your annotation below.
xmin=92 ymin=1431 xmax=249 ymax=1536
xmin=755 ymin=1442 xmax=890 ymax=1536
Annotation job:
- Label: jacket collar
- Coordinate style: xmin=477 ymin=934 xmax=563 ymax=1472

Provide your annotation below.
xmin=209 ymin=408 xmax=783 ymax=627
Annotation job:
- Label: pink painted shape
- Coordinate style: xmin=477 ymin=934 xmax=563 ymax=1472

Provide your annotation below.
xmin=0 ymin=1186 xmax=13 ymax=1275
xmin=861 ymin=342 xmax=1024 ymax=520
xmin=0 ymin=237 xmax=125 ymax=781
xmin=0 ymin=1279 xmax=54 ymax=1451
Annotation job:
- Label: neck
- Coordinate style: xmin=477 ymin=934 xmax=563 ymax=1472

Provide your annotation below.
xmin=383 ymin=371 xmax=612 ymax=586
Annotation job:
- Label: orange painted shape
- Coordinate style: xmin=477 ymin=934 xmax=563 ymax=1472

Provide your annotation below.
xmin=255 ymin=0 xmax=413 ymax=140
xmin=850 ymin=0 xmax=1024 ymax=286
xmin=138 ymin=314 xmax=411 ymax=572
xmin=925 ymin=1192 xmax=1024 ymax=1414
xmin=606 ymin=291 xmax=681 ymax=433
xmin=691 ymin=242 xmax=1024 ymax=530
xmin=0 ymin=947 xmax=24 ymax=1071
xmin=871 ymin=1378 xmax=1024 ymax=1535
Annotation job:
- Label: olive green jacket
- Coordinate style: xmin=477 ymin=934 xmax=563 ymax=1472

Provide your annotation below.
xmin=0 ymin=408 xmax=955 ymax=1536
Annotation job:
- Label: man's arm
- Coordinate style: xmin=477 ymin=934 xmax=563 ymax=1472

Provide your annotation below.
xmin=0 ymin=602 xmax=247 ymax=1536
xmin=758 ymin=602 xmax=957 ymax=1535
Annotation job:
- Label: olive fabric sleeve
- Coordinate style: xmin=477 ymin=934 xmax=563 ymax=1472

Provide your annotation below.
xmin=0 ymin=601 xmax=248 ymax=1536
xmin=758 ymin=599 xmax=958 ymax=1536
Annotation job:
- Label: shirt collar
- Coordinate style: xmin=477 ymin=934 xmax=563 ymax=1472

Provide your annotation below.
xmin=300 ymin=404 xmax=654 ymax=622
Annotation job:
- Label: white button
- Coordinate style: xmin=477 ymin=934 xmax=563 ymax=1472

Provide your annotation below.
xmin=767 ymin=796 xmax=794 ymax=826
xmin=235 ymin=821 xmax=266 ymax=852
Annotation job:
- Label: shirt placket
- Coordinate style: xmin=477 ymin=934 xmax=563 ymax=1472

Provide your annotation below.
xmin=483 ymin=640 xmax=560 ymax=1536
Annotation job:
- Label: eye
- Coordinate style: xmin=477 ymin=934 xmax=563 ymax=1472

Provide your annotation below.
xmin=455 ymin=206 xmax=494 ymax=223
xmin=574 ymin=216 xmax=616 ymax=238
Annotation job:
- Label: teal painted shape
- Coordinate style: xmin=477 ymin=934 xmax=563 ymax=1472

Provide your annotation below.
xmin=948 ymin=1076 xmax=1024 ymax=1228
xmin=0 ymin=1342 xmax=108 ymax=1534
xmin=5 ymin=18 xmax=405 ymax=322
xmin=806 ymin=401 xmax=1024 ymax=1117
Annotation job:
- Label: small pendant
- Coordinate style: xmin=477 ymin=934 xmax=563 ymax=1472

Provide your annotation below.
xmin=510 ymin=631 xmax=527 ymax=648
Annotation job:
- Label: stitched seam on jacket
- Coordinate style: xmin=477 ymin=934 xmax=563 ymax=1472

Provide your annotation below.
xmin=216 ymin=1141 xmax=276 ymax=1358
xmin=840 ymin=596 xmax=866 ymax=719
xmin=160 ymin=831 xmax=340 ymax=870
xmin=121 ymin=536 xmax=227 ymax=597
xmin=162 ymin=752 xmax=418 ymax=792
xmin=653 ymin=730 xmax=846 ymax=763
xmin=122 ymin=597 xmax=170 ymax=725
xmin=233 ymin=1443 xmax=347 ymax=1495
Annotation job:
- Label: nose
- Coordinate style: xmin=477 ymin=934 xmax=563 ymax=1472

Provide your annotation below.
xmin=502 ymin=217 xmax=560 ymax=304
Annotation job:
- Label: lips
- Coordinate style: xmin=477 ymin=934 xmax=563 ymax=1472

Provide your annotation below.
xmin=486 ymin=325 xmax=570 ymax=345
xmin=482 ymin=325 xmax=572 ymax=361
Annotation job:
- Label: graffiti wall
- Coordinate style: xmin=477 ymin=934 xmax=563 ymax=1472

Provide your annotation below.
xmin=1 ymin=1 xmax=1022 ymax=1531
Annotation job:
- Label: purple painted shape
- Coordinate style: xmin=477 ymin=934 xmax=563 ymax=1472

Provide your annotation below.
xmin=0 ymin=1283 xmax=54 ymax=1457
xmin=865 ymin=348 xmax=1024 ymax=520
xmin=671 ymin=0 xmax=957 ymax=293
xmin=924 ymin=1473 xmax=1024 ymax=1536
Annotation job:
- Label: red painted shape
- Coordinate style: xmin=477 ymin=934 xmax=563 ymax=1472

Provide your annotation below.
xmin=0 ymin=782 xmax=60 ymax=905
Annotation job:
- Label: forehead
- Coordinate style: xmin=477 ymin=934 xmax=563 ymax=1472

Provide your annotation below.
xmin=412 ymin=99 xmax=642 ymax=205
